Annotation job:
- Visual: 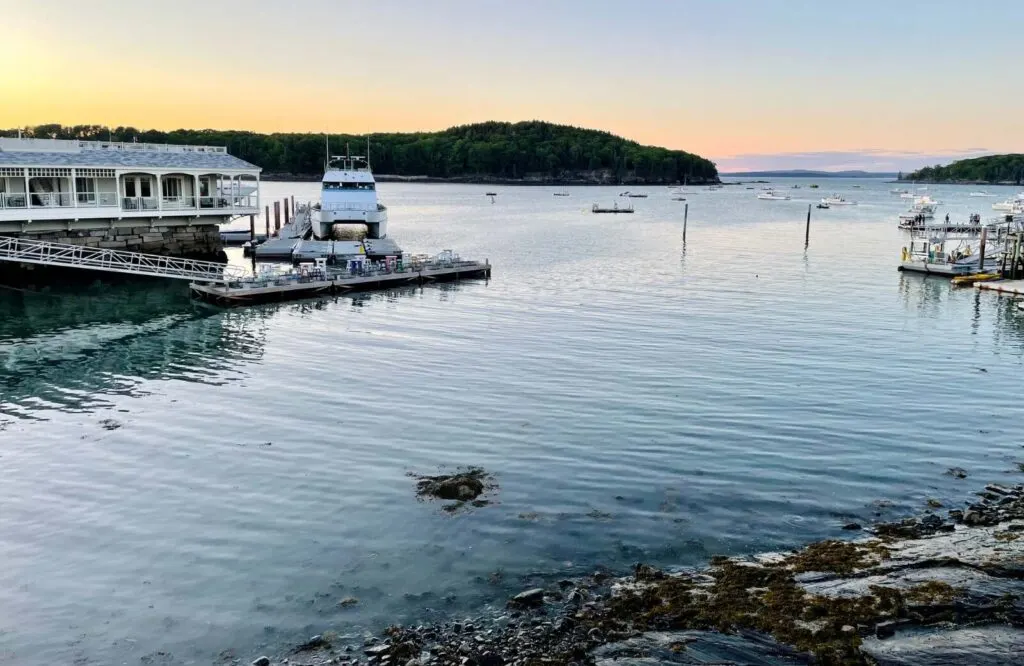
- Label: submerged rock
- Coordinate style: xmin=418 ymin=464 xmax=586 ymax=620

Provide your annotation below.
xmin=411 ymin=467 xmax=497 ymax=513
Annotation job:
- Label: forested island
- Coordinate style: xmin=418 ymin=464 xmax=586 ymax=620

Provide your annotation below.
xmin=902 ymin=154 xmax=1024 ymax=184
xmin=1 ymin=121 xmax=719 ymax=185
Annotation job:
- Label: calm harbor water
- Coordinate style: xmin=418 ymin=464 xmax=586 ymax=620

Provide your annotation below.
xmin=1 ymin=179 xmax=1023 ymax=664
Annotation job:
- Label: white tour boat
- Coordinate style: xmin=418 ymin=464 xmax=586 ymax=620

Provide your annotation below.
xmin=312 ymin=152 xmax=387 ymax=240
xmin=757 ymin=189 xmax=791 ymax=200
xmin=821 ymin=195 xmax=856 ymax=205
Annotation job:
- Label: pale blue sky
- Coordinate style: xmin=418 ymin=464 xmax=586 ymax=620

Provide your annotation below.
xmin=3 ymin=0 xmax=1020 ymax=169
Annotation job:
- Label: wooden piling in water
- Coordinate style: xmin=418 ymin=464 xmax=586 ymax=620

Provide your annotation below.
xmin=979 ymin=227 xmax=987 ymax=273
xmin=249 ymin=214 xmax=255 ymax=242
xmin=284 ymin=198 xmax=290 ymax=225
xmin=683 ymin=203 xmax=689 ymax=243
xmin=273 ymin=201 xmax=281 ymax=235
xmin=805 ymin=204 xmax=812 ymax=248
xmin=291 ymin=195 xmax=295 ymax=215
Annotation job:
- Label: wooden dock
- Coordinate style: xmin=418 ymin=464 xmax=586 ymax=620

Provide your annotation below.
xmin=189 ymin=259 xmax=491 ymax=306
xmin=975 ymin=280 xmax=1024 ymax=295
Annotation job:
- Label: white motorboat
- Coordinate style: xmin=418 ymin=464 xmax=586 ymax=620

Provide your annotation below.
xmin=891 ymin=188 xmax=910 ymax=195
xmin=821 ymin=195 xmax=856 ymax=205
xmin=900 ymin=192 xmax=916 ymax=199
xmin=313 ymin=151 xmax=388 ymax=240
xmin=993 ymin=194 xmax=1024 ymax=213
xmin=757 ymin=189 xmax=791 ymax=200
xmin=969 ymin=191 xmax=994 ymax=197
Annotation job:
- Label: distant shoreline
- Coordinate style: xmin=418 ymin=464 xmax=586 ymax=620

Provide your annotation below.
xmin=260 ymin=173 xmax=721 ymax=186
xmin=895 ymin=180 xmax=1023 ymax=187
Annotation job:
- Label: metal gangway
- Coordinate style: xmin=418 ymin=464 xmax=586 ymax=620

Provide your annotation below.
xmin=0 ymin=236 xmax=247 ymax=283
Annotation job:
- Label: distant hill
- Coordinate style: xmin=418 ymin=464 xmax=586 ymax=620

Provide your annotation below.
xmin=902 ymin=155 xmax=1024 ymax=184
xmin=1 ymin=121 xmax=719 ymax=185
xmin=723 ymin=169 xmax=897 ymax=178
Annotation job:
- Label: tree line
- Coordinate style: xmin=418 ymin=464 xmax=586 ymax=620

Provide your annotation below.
xmin=902 ymin=154 xmax=1024 ymax=184
xmin=2 ymin=121 xmax=719 ymax=184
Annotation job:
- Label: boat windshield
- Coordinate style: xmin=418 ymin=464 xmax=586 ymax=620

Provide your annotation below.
xmin=323 ymin=182 xmax=375 ymax=191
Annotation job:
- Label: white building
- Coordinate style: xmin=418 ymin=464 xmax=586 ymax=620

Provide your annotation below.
xmin=0 ymin=137 xmax=260 ymax=235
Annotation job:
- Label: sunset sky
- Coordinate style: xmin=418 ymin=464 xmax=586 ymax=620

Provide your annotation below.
xmin=2 ymin=0 xmax=1020 ymax=170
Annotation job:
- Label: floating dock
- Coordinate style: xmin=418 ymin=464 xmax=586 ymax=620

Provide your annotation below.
xmin=592 ymin=203 xmax=634 ymax=214
xmin=975 ymin=280 xmax=1024 ymax=295
xmin=189 ymin=257 xmax=490 ymax=306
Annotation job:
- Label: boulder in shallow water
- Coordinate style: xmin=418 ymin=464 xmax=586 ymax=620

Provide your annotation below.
xmin=509 ymin=588 xmax=545 ymax=608
xmin=411 ymin=467 xmax=497 ymax=513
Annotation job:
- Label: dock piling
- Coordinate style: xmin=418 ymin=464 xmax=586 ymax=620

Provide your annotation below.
xmin=273 ymin=201 xmax=281 ymax=235
xmin=264 ymin=205 xmax=270 ymax=238
xmin=284 ymin=198 xmax=290 ymax=225
xmin=683 ymin=203 xmax=689 ymax=243
xmin=805 ymin=204 xmax=811 ymax=248
xmin=249 ymin=214 xmax=255 ymax=243
xmin=979 ymin=227 xmax=987 ymax=273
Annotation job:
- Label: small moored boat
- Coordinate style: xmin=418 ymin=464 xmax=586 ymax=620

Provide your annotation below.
xmin=821 ymin=195 xmax=856 ymax=205
xmin=757 ymin=189 xmax=791 ymax=200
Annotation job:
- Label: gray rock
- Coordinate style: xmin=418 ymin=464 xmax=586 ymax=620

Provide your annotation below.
xmin=478 ymin=652 xmax=503 ymax=666
xmin=875 ymin=620 xmax=897 ymax=639
xmin=509 ymin=588 xmax=545 ymax=607
xmin=251 ymin=658 xmax=271 ymax=666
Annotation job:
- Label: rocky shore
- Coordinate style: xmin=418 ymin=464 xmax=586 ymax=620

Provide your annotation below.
xmin=251 ymin=483 xmax=1024 ymax=666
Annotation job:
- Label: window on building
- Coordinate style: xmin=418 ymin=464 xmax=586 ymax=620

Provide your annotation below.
xmin=139 ymin=179 xmax=151 ymax=198
xmin=76 ymin=178 xmax=95 ymax=194
xmin=124 ymin=179 xmax=137 ymax=197
xmin=163 ymin=177 xmax=181 ymax=198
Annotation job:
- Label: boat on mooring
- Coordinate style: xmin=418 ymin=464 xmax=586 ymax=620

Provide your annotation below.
xmin=757 ymin=189 xmax=791 ymax=200
xmin=898 ymin=223 xmax=1003 ymax=277
xmin=821 ymin=195 xmax=856 ymax=205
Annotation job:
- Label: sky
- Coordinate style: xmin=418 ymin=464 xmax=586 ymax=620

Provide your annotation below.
xmin=1 ymin=0 xmax=1021 ymax=171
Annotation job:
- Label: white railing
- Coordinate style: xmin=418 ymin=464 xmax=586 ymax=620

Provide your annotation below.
xmin=76 ymin=192 xmax=119 ymax=207
xmin=122 ymin=196 xmax=159 ymax=211
xmin=79 ymin=141 xmax=228 ymax=154
xmin=199 ymin=195 xmax=258 ymax=209
xmin=30 ymin=192 xmax=74 ymax=207
xmin=0 ymin=236 xmax=247 ymax=283
xmin=0 ymin=137 xmax=228 ymax=154
xmin=1 ymin=193 xmax=28 ymax=209
xmin=323 ymin=201 xmax=380 ymax=212
xmin=161 ymin=196 xmax=197 ymax=210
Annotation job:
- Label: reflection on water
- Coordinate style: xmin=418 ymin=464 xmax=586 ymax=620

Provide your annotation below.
xmin=0 ymin=281 xmax=479 ymax=422
xmin=2 ymin=180 xmax=1024 ymax=666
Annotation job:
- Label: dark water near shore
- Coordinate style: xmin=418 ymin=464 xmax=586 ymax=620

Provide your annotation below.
xmin=1 ymin=180 xmax=1023 ymax=664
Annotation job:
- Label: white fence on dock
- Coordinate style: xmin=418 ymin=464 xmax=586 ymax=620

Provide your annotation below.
xmin=0 ymin=236 xmax=247 ymax=283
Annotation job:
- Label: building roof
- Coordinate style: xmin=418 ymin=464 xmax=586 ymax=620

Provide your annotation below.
xmin=0 ymin=138 xmax=260 ymax=172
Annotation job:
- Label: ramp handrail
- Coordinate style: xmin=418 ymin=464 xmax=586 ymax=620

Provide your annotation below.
xmin=0 ymin=236 xmax=246 ymax=283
